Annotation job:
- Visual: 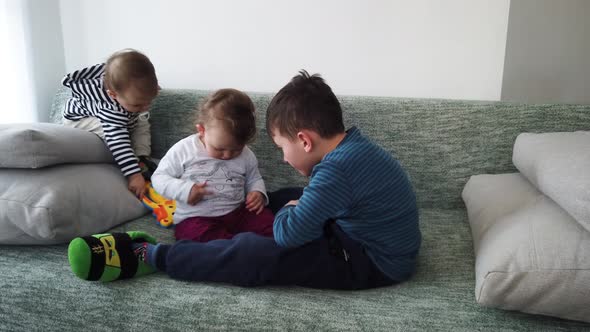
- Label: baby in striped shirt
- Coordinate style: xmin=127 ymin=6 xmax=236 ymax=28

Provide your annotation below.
xmin=61 ymin=49 xmax=159 ymax=197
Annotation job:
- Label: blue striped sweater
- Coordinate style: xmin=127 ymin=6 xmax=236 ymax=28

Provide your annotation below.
xmin=62 ymin=63 xmax=142 ymax=176
xmin=273 ymin=127 xmax=421 ymax=281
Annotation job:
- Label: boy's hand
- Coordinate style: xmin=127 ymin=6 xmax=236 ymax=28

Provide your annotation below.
xmin=128 ymin=173 xmax=147 ymax=198
xmin=187 ymin=182 xmax=211 ymax=205
xmin=245 ymin=191 xmax=265 ymax=215
xmin=286 ymin=200 xmax=299 ymax=206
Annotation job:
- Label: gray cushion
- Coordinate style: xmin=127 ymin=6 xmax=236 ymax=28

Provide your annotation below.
xmin=462 ymin=173 xmax=590 ymax=322
xmin=0 ymin=123 xmax=113 ymax=168
xmin=0 ymin=164 xmax=147 ymax=245
xmin=513 ymin=131 xmax=590 ymax=232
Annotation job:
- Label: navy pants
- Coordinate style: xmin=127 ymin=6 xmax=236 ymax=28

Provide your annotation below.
xmin=154 ymin=188 xmax=395 ymax=289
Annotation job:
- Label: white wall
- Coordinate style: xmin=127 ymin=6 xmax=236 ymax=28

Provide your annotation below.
xmin=0 ymin=0 xmax=65 ymax=123
xmin=501 ymin=0 xmax=590 ymax=104
xmin=28 ymin=0 xmax=66 ymax=121
xmin=59 ymin=0 xmax=510 ymax=101
xmin=0 ymin=0 xmax=36 ymax=123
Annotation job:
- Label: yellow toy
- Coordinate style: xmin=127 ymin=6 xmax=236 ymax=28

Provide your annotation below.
xmin=141 ymin=182 xmax=176 ymax=228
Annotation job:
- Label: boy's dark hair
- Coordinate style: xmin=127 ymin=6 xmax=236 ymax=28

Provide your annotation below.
xmin=197 ymin=88 xmax=257 ymax=145
xmin=104 ymin=49 xmax=158 ymax=96
xmin=266 ymin=70 xmax=344 ymax=139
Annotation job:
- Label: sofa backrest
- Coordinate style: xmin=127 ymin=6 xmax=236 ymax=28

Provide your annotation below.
xmin=50 ymin=87 xmax=590 ymax=210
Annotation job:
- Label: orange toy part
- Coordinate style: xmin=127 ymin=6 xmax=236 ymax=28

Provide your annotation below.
xmin=141 ymin=182 xmax=176 ymax=228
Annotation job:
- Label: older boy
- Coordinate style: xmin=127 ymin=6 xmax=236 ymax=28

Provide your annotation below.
xmin=68 ymin=71 xmax=421 ymax=289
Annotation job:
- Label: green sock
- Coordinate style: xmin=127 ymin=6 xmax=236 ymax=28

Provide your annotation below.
xmin=68 ymin=231 xmax=157 ymax=282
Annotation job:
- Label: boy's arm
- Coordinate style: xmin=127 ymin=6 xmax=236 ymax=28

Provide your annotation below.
xmin=151 ymin=142 xmax=194 ymax=203
xmin=273 ymin=161 xmax=352 ymax=248
xmin=244 ymin=149 xmax=268 ymax=204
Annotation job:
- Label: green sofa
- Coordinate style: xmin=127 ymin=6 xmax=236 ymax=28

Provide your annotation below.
xmin=0 ymin=87 xmax=589 ymax=331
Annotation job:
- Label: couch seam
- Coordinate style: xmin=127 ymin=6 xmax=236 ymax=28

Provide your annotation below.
xmin=479 ymin=269 xmax=590 ymax=302
xmin=0 ymin=198 xmax=54 ymax=210
xmin=478 ymin=270 xmax=590 ymax=322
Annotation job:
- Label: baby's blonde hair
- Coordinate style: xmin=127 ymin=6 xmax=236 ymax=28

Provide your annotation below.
xmin=196 ymin=89 xmax=256 ymax=145
xmin=104 ymin=49 xmax=158 ymax=96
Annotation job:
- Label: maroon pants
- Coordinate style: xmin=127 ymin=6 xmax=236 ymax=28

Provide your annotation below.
xmin=174 ymin=205 xmax=275 ymax=242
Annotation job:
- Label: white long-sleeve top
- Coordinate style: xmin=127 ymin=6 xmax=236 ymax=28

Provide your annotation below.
xmin=62 ymin=63 xmax=145 ymax=176
xmin=151 ymin=134 xmax=268 ymax=223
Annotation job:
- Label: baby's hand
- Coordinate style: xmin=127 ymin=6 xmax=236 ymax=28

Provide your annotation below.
xmin=245 ymin=191 xmax=265 ymax=215
xmin=187 ymin=181 xmax=211 ymax=205
xmin=127 ymin=173 xmax=147 ymax=199
xmin=286 ymin=199 xmax=299 ymax=206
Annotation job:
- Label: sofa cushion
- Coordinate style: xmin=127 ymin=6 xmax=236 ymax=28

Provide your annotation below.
xmin=513 ymin=131 xmax=590 ymax=232
xmin=0 ymin=123 xmax=113 ymax=168
xmin=0 ymin=164 xmax=147 ymax=245
xmin=462 ymin=173 xmax=590 ymax=322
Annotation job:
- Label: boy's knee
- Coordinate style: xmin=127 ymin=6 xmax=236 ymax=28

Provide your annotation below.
xmin=232 ymin=232 xmax=278 ymax=252
xmin=267 ymin=187 xmax=304 ymax=214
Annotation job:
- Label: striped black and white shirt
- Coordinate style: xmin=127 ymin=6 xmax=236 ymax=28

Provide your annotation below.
xmin=273 ymin=127 xmax=421 ymax=282
xmin=62 ymin=63 xmax=142 ymax=177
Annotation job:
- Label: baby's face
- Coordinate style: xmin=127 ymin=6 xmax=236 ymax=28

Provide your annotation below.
xmin=198 ymin=121 xmax=244 ymax=160
xmin=113 ymin=84 xmax=157 ymax=113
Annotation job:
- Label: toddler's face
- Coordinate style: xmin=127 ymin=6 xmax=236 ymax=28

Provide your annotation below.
xmin=111 ymin=84 xmax=157 ymax=113
xmin=197 ymin=122 xmax=244 ymax=160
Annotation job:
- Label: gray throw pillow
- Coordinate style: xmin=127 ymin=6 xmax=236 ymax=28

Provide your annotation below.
xmin=0 ymin=123 xmax=113 ymax=168
xmin=513 ymin=131 xmax=590 ymax=232
xmin=462 ymin=173 xmax=590 ymax=323
xmin=0 ymin=164 xmax=147 ymax=245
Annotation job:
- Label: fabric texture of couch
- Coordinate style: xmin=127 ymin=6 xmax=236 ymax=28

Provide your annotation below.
xmin=0 ymin=87 xmax=589 ymax=331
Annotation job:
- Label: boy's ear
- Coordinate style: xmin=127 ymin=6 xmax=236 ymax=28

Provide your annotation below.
xmin=297 ymin=130 xmax=314 ymax=153
xmin=196 ymin=124 xmax=205 ymax=136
